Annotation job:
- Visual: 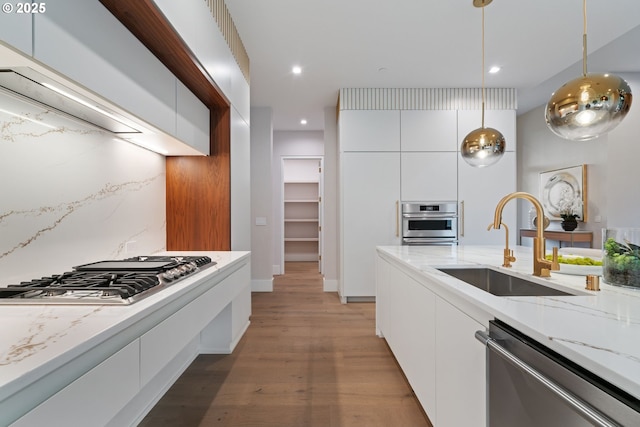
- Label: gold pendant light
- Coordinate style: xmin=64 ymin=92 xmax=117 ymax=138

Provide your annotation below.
xmin=545 ymin=0 xmax=632 ymax=141
xmin=461 ymin=0 xmax=505 ymax=168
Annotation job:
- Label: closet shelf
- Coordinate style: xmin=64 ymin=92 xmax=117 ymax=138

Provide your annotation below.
xmin=284 ymin=218 xmax=319 ymax=223
xmin=284 ymin=237 xmax=319 ymax=242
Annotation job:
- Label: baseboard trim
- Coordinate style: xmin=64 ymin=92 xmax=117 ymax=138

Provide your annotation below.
xmin=252 ymin=278 xmax=273 ymax=292
xmin=346 ymin=296 xmax=376 ymax=303
xmin=323 ymin=278 xmax=338 ymax=292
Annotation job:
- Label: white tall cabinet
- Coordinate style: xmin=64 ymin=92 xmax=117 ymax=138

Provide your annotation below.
xmin=339 ymin=110 xmax=401 ymax=302
xmin=457 ymin=110 xmax=517 ymax=246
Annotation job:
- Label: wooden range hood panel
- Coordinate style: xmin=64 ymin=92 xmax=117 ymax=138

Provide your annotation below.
xmin=100 ymin=0 xmax=232 ymax=250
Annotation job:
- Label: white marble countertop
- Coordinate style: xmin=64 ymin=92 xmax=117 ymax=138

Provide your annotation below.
xmin=377 ymin=245 xmax=640 ymax=400
xmin=0 ymin=251 xmax=250 ymax=406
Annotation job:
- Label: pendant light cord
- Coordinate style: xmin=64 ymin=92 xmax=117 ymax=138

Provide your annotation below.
xmin=481 ymin=3 xmax=486 ymax=127
xmin=582 ymin=0 xmax=587 ymax=77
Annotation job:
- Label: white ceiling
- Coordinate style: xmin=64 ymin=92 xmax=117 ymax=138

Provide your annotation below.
xmin=225 ymin=0 xmax=640 ymax=131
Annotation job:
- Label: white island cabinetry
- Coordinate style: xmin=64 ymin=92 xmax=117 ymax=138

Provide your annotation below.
xmin=376 ymin=256 xmax=437 ymax=418
xmin=376 ymin=243 xmax=640 ymax=425
xmin=376 ymin=250 xmax=490 ymax=426
xmin=435 ymin=297 xmax=487 ymax=427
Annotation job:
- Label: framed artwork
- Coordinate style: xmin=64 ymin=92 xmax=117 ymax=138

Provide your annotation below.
xmin=539 ymin=165 xmax=587 ymax=221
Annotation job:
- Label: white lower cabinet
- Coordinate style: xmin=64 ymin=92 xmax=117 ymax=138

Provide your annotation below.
xmin=376 ymin=253 xmax=488 ymax=426
xmin=11 ymin=340 xmax=140 ymax=427
xmin=141 ymin=264 xmax=250 ymax=384
xmin=340 ymin=152 xmax=400 ymax=300
xmin=10 ymin=260 xmax=251 ymax=427
xmin=435 ymin=297 xmax=486 ymax=427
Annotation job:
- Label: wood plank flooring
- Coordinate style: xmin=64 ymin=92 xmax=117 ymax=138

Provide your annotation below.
xmin=139 ymin=262 xmax=432 ymax=427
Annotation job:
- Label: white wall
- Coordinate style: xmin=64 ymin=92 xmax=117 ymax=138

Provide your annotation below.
xmin=250 ymin=107 xmax=274 ymax=291
xmin=323 ymin=106 xmax=339 ymax=291
xmin=516 ymin=72 xmax=640 ymax=248
xmin=272 ymin=131 xmax=324 ymax=274
xmin=231 ymin=106 xmax=251 ymax=251
xmin=605 ymin=73 xmax=640 ymax=228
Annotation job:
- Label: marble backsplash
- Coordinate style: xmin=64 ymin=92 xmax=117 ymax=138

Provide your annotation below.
xmin=0 ymin=91 xmax=166 ymax=284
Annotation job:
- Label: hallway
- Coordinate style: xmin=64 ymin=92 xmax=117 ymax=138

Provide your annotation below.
xmin=140 ymin=262 xmax=432 ymax=426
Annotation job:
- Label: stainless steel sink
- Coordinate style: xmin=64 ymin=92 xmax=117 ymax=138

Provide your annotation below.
xmin=436 ymin=267 xmax=577 ymax=297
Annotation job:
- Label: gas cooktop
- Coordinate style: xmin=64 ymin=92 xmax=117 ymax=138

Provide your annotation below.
xmin=0 ymin=255 xmax=215 ymax=305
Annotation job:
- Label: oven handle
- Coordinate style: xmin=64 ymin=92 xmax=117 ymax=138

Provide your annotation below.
xmin=460 ymin=200 xmax=465 ymax=237
xmin=396 ymin=200 xmax=399 ymax=238
xmin=401 ymin=213 xmax=458 ymax=219
xmin=475 ymin=331 xmax=621 ymax=427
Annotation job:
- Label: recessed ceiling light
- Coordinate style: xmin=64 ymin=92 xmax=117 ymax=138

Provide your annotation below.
xmin=292 ymin=66 xmax=302 ymax=75
xmin=300 ymin=119 xmax=307 ymax=125
xmin=489 ymin=66 xmax=501 ymax=74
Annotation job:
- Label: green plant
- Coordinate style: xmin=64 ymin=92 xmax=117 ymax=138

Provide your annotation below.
xmin=603 ymin=237 xmax=640 ymax=288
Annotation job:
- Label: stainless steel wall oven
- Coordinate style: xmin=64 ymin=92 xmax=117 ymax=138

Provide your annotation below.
xmin=401 ymin=202 xmax=458 ymax=245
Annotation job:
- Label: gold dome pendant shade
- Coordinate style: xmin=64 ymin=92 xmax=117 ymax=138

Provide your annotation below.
xmin=461 ymin=125 xmax=506 ymax=167
xmin=545 ymin=0 xmax=632 ymax=141
xmin=461 ymin=0 xmax=505 ymax=168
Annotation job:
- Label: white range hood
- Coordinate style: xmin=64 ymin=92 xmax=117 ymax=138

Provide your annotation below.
xmin=0 ymin=67 xmax=142 ymax=134
xmin=0 ymin=43 xmax=206 ymax=156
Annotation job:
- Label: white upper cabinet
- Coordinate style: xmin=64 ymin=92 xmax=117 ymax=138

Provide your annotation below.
xmin=401 ymin=152 xmax=457 ymax=202
xmin=458 ymin=151 xmax=517 ymax=245
xmin=176 ymin=80 xmax=210 ymax=155
xmin=457 ymin=110 xmax=516 ymax=152
xmin=339 ymin=110 xmax=400 ymax=152
xmin=401 ymin=110 xmax=458 ymax=152
xmin=0 ymin=9 xmax=32 ymax=55
xmin=33 ymin=0 xmax=177 ymax=136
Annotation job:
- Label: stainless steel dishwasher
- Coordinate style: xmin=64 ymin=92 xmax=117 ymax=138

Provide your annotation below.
xmin=476 ymin=320 xmax=640 ymax=426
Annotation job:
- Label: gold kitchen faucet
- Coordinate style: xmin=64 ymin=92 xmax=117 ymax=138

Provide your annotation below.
xmin=487 ymin=221 xmax=516 ymax=267
xmin=490 ymin=192 xmax=559 ymax=277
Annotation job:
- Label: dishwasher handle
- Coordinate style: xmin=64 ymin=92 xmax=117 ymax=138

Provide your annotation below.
xmin=475 ymin=330 xmax=621 ymax=427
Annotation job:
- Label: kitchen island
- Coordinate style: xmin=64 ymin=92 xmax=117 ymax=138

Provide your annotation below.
xmin=0 ymin=251 xmax=250 ymax=427
xmin=376 ymin=245 xmax=640 ymax=427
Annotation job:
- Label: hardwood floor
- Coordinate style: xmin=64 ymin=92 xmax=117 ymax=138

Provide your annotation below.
xmin=139 ymin=262 xmax=432 ymax=427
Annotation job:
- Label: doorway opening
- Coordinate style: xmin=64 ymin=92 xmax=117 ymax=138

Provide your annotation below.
xmin=281 ymin=157 xmax=324 ymax=275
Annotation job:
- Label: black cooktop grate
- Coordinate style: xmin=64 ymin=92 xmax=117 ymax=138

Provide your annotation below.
xmin=0 ymin=255 xmax=214 ymax=303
